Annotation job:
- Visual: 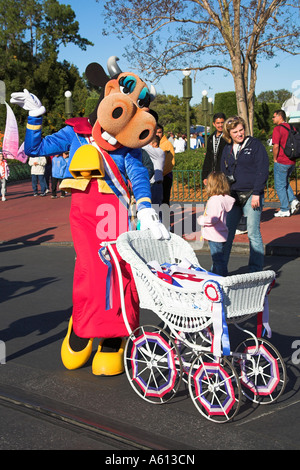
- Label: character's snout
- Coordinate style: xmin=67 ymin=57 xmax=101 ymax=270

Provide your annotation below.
xmin=98 ymin=95 xmax=135 ymax=135
xmin=97 ymin=93 xmax=156 ymax=148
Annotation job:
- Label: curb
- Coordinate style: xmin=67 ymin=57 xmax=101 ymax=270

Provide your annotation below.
xmin=191 ymin=240 xmax=300 ymax=257
xmin=191 ymin=240 xmax=250 ymax=255
xmin=265 ymin=244 xmax=300 ymax=257
xmin=1 ymin=239 xmax=299 ymax=257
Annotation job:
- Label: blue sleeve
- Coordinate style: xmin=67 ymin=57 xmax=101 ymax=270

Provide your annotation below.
xmin=25 ymin=116 xmax=75 ymax=156
xmin=125 ymin=148 xmax=152 ymax=210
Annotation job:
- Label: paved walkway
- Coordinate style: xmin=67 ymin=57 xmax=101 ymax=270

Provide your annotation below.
xmin=1 ymin=181 xmax=299 ymax=256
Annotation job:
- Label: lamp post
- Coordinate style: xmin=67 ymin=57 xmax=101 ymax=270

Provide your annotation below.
xmin=182 ymin=70 xmax=192 ymax=151
xmin=202 ymin=90 xmax=208 ymax=148
xmin=65 ymin=90 xmax=73 ymax=118
xmin=208 ymin=97 xmax=214 ymax=134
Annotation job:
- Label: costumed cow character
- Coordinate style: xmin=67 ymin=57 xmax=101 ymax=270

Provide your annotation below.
xmin=11 ymin=56 xmax=169 ymax=376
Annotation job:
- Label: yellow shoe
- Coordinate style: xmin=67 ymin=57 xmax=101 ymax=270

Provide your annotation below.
xmin=61 ymin=317 xmax=93 ymax=370
xmin=92 ymin=337 xmax=126 ymax=376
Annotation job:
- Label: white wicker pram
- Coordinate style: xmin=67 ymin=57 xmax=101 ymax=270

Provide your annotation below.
xmin=104 ymin=230 xmax=286 ymax=423
xmin=116 ymin=230 xmax=275 ymax=331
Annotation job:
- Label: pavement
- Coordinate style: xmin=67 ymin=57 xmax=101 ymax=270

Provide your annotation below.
xmin=1 ymin=180 xmax=300 ymax=257
xmin=0 ymin=245 xmax=299 ymax=450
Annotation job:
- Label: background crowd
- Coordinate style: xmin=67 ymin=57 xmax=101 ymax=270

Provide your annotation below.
xmin=25 ymin=151 xmax=69 ymax=198
xmin=155 ymin=111 xmax=299 ymax=276
xmin=167 ymin=131 xmax=205 ymax=153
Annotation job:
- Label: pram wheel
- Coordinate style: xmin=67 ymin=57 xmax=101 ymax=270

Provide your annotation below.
xmin=233 ymin=337 xmax=287 ymax=404
xmin=171 ymin=329 xmax=213 ymax=383
xmin=124 ymin=324 xmax=182 ymax=404
xmin=188 ymin=352 xmax=241 ymax=423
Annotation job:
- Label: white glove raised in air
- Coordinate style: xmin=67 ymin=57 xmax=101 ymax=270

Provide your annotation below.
xmin=137 ymin=207 xmax=170 ymax=240
xmin=10 ymin=89 xmax=46 ymax=117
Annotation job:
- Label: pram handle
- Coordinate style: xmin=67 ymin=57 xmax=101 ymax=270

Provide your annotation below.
xmin=100 ymin=239 xmax=133 ymax=336
xmin=100 ymin=240 xmax=117 ymax=246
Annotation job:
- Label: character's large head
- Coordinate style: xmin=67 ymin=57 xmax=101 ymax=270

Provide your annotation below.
xmin=86 ymin=56 xmax=157 ymax=151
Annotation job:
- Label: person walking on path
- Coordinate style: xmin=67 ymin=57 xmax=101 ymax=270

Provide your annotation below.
xmin=202 ymin=113 xmax=247 ymax=235
xmin=221 ymin=116 xmax=269 ymax=274
xmin=143 ymin=135 xmax=165 ymax=206
xmin=272 ymin=109 xmax=300 ymax=217
xmin=196 ymin=132 xmax=204 ymax=148
xmin=28 ymin=155 xmax=47 ymax=196
xmin=168 ymin=132 xmax=175 ymax=146
xmin=44 ymin=156 xmax=52 ymax=193
xmin=51 ymin=152 xmax=68 ymax=198
xmin=202 ymin=113 xmax=227 ymax=186
xmin=173 ymin=133 xmax=186 ymax=153
xmin=197 ymin=172 xmax=235 ymax=276
xmin=0 ymin=152 xmax=10 ymax=202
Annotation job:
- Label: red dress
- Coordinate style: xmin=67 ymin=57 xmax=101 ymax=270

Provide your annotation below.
xmin=70 ymin=179 xmax=139 ymax=339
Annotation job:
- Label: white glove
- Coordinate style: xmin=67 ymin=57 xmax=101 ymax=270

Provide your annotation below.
xmin=10 ymin=89 xmax=46 ymax=117
xmin=138 ymin=207 xmax=170 ymax=240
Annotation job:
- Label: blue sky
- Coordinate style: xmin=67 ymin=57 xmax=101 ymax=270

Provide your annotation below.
xmin=58 ymin=0 xmax=300 ymax=106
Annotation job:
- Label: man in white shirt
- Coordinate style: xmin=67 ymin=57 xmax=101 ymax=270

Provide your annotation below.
xmin=28 ymin=156 xmax=47 ymax=196
xmin=174 ymin=133 xmax=186 ymax=153
xmin=143 ymin=135 xmax=166 ymax=205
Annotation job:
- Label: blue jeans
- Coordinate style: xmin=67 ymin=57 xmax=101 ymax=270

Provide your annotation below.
xmin=32 ymin=174 xmax=46 ymax=194
xmin=223 ymin=195 xmax=264 ymax=273
xmin=274 ymin=162 xmax=296 ymax=212
xmin=208 ymin=240 xmax=227 ymax=276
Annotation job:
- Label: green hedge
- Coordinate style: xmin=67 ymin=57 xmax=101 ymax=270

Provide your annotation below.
xmin=172 ymin=143 xmax=300 ymax=188
xmin=7 ymin=161 xmax=31 ymax=182
xmin=174 ymin=148 xmax=206 ymax=170
xmin=213 ymin=91 xmax=238 ymax=118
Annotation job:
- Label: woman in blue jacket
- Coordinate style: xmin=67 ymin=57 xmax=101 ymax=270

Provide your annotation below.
xmin=221 ymin=116 xmax=269 ymax=274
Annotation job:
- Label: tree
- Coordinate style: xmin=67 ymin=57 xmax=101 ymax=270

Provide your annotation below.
xmin=39 ymin=0 xmax=92 ymax=56
xmin=254 ymin=100 xmax=285 ymax=141
xmin=150 ymin=94 xmax=197 ymax=133
xmin=214 ymin=92 xmax=238 ymax=118
xmin=257 ymin=89 xmax=291 ymax=104
xmin=0 ymin=0 xmax=92 ymax=71
xmin=101 ymin=0 xmax=300 ymax=134
xmin=0 ymin=0 xmax=93 ymax=138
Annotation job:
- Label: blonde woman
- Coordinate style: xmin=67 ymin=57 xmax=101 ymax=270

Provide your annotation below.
xmin=220 ymin=116 xmax=269 ymax=273
xmin=197 ymin=172 xmax=235 ymax=276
